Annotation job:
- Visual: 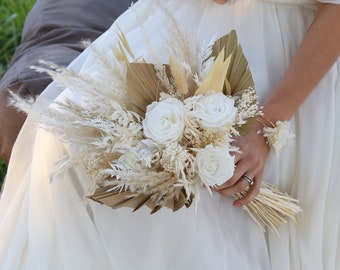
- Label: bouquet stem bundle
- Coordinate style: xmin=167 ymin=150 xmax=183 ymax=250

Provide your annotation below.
xmin=234 ymin=183 xmax=301 ymax=235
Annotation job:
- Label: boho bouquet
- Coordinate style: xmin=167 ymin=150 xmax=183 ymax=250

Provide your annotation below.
xmin=13 ymin=11 xmax=301 ymax=235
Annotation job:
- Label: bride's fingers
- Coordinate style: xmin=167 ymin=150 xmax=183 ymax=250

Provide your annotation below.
xmin=233 ymin=175 xmax=262 ymax=207
xmin=216 ymin=176 xmax=252 ymax=197
xmin=231 ymin=151 xmax=242 ymax=164
xmin=214 ymin=158 xmax=251 ymax=190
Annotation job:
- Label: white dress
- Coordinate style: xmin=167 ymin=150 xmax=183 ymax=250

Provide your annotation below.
xmin=0 ymin=0 xmax=339 ymax=269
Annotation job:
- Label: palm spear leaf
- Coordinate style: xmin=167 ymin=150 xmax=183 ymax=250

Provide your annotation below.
xmin=113 ymin=30 xmax=169 ymax=117
xmin=195 ymin=50 xmax=231 ymax=95
xmin=209 ymin=30 xmax=256 ymax=135
xmin=210 ymin=30 xmax=254 ymax=94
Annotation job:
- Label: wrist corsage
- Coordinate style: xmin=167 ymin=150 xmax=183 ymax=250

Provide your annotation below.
xmin=257 ymin=115 xmax=295 ymax=154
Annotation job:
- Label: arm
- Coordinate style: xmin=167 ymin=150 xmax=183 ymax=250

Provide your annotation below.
xmin=263 ymin=3 xmax=340 ymax=122
xmin=215 ymin=3 xmax=340 ymax=206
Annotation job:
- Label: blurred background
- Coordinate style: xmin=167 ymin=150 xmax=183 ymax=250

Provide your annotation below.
xmin=0 ymin=0 xmax=36 ymax=188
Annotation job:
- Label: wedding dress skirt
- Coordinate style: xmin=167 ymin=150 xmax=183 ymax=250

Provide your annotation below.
xmin=1 ymin=0 xmax=339 ymax=269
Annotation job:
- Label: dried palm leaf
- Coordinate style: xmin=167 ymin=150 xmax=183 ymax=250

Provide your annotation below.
xmin=207 ymin=30 xmax=256 ymax=135
xmin=195 ymin=50 xmax=231 ymax=95
xmin=89 ymin=187 xmax=151 ymax=211
xmin=89 ymin=185 xmax=192 ymax=213
xmin=125 ymin=62 xmax=171 ymax=116
xmin=210 ymin=30 xmax=254 ymax=94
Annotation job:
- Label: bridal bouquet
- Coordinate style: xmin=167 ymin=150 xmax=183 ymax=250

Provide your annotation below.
xmin=14 ymin=11 xmax=301 ymax=234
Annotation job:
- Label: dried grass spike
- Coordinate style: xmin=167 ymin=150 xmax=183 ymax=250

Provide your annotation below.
xmin=113 ymin=26 xmax=136 ymax=62
xmin=169 ymin=55 xmax=189 ymax=96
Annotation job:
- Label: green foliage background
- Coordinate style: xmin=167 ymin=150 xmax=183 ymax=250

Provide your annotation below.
xmin=0 ymin=0 xmax=36 ymax=188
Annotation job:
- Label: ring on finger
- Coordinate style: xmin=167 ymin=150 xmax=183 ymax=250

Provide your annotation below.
xmin=242 ymin=174 xmax=254 ymax=187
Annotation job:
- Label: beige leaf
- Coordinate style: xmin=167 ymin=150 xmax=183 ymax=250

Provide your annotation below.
xmin=88 ymin=185 xmax=192 ymax=213
xmin=208 ymin=30 xmax=256 ymax=135
xmin=126 ymin=63 xmax=170 ymax=116
xmin=195 ymin=50 xmax=231 ymax=95
xmin=210 ymin=29 xmax=254 ymax=95
xmin=88 ymin=186 xmax=151 ymax=211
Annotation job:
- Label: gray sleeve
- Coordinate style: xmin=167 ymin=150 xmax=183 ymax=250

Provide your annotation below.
xmin=0 ymin=0 xmax=133 ymax=164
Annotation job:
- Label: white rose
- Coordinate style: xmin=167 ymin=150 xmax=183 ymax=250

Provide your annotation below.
xmin=143 ymin=98 xmax=185 ymax=144
xmin=193 ymin=92 xmax=237 ymax=130
xmin=195 ymin=144 xmax=235 ymax=186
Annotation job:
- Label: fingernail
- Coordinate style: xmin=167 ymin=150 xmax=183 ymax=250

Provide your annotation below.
xmin=233 ymin=202 xmax=241 ymax=208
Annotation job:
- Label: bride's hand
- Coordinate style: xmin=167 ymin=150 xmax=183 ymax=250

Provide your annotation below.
xmin=214 ymin=0 xmax=229 ymax=4
xmin=214 ymin=121 xmax=270 ymax=207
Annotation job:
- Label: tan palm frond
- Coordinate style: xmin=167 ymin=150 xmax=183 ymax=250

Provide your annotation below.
xmin=88 ymin=185 xmax=192 ymax=213
xmin=210 ymin=30 xmax=254 ymax=94
xmin=88 ymin=187 xmax=151 ymax=211
xmin=207 ymin=30 xmax=256 ymax=135
xmin=195 ymin=50 xmax=231 ymax=95
xmin=125 ymin=62 xmax=171 ymax=116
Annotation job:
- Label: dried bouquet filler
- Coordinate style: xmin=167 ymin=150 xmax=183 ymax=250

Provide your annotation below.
xmin=13 ymin=10 xmax=301 ymax=235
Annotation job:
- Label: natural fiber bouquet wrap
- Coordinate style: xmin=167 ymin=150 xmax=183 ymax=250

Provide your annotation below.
xmin=14 ymin=11 xmax=301 ymax=235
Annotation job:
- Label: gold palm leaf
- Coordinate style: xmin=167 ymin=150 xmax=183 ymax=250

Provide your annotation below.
xmin=125 ymin=62 xmax=171 ymax=117
xmin=88 ymin=185 xmax=192 ymax=213
xmin=210 ymin=29 xmax=254 ymax=94
xmin=195 ymin=50 xmax=231 ymax=95
xmin=207 ymin=30 xmax=256 ymax=135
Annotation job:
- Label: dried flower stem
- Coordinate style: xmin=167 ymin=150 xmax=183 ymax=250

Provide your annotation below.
xmin=233 ymin=182 xmax=302 ymax=235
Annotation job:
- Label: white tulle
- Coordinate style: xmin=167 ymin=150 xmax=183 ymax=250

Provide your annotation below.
xmin=1 ymin=0 xmax=339 ymax=269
